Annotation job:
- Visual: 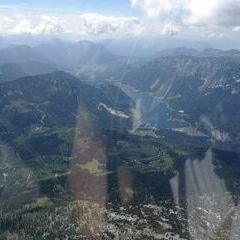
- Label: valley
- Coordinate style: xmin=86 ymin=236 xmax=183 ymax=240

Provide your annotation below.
xmin=0 ymin=42 xmax=240 ymax=239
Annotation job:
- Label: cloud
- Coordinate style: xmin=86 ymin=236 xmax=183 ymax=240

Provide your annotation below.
xmin=0 ymin=1 xmax=239 ymax=39
xmin=0 ymin=12 xmax=180 ymax=38
xmin=233 ymin=26 xmax=240 ymax=32
xmin=131 ymin=0 xmax=187 ymax=19
xmin=77 ymin=13 xmax=141 ymax=36
xmin=32 ymin=15 xmax=63 ymax=34
xmin=0 ymin=13 xmax=143 ymax=37
xmin=0 ymin=14 xmax=64 ymax=35
xmin=130 ymin=0 xmax=240 ymax=27
xmin=0 ymin=16 xmax=15 ymax=33
xmin=161 ymin=22 xmax=181 ymax=35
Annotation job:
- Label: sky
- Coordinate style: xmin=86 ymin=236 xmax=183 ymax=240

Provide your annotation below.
xmin=0 ymin=0 xmax=240 ymax=48
xmin=0 ymin=0 xmax=137 ymax=15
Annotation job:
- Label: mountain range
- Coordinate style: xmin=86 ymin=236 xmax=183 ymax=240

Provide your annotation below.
xmin=1 ymin=40 xmax=240 ymax=142
xmin=0 ymin=40 xmax=240 ymax=239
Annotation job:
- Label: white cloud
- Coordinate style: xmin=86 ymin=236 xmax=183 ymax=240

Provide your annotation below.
xmin=32 ymin=15 xmax=63 ymax=35
xmin=0 ymin=13 xmax=144 ymax=37
xmin=130 ymin=0 xmax=240 ymax=27
xmin=0 ymin=1 xmax=239 ymax=39
xmin=208 ymin=32 xmax=225 ymax=38
xmin=0 ymin=16 xmax=15 ymax=33
xmin=131 ymin=0 xmax=187 ymax=19
xmin=161 ymin=22 xmax=181 ymax=35
xmin=77 ymin=14 xmax=140 ymax=36
xmin=0 ymin=12 xmax=180 ymax=38
xmin=0 ymin=14 xmax=64 ymax=35
xmin=233 ymin=26 xmax=240 ymax=32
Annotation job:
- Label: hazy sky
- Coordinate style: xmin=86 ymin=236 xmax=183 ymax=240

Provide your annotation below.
xmin=0 ymin=0 xmax=136 ymax=15
xmin=0 ymin=0 xmax=240 ymax=48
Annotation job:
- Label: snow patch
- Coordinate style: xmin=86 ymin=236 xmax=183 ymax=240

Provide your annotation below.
xmin=98 ymin=103 xmax=129 ymax=119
